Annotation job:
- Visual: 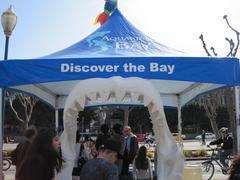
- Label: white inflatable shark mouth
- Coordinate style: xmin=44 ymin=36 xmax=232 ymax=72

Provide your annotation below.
xmin=57 ymin=76 xmax=184 ymax=180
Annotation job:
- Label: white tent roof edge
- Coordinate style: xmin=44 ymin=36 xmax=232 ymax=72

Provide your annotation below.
xmin=10 ymin=80 xmax=227 ymax=109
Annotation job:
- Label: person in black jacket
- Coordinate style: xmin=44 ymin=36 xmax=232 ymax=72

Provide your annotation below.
xmin=209 ymin=127 xmax=233 ymax=169
xmin=95 ymin=124 xmax=110 ymax=150
xmin=121 ymin=126 xmax=139 ymax=178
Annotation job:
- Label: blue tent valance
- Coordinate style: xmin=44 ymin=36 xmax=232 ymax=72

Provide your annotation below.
xmin=0 ymin=56 xmax=239 ymax=88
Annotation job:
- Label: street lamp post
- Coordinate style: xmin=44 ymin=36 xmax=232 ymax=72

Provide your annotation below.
xmin=2 ymin=5 xmax=17 ymax=60
xmin=1 ymin=5 xmax=17 ymax=177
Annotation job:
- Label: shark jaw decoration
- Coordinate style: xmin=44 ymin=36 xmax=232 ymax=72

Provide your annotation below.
xmin=56 ymin=76 xmax=184 ymax=180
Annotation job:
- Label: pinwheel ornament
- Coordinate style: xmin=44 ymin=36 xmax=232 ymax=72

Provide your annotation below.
xmin=95 ymin=0 xmax=118 ymax=25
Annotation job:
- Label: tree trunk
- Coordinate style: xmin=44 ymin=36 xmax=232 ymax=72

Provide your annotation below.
xmin=208 ymin=116 xmax=219 ymax=137
xmin=7 ymin=91 xmax=38 ymax=131
xmin=198 ymin=93 xmax=220 ymax=137
xmin=123 ymin=107 xmax=129 ymax=126
xmin=224 ymin=88 xmax=237 ymax=154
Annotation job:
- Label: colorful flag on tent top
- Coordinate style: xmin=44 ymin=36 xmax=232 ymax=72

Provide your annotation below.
xmin=95 ymin=0 xmax=118 ymax=25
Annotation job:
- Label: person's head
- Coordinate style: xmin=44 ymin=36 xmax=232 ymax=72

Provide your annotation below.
xmin=88 ymin=139 xmax=95 ymax=147
xmin=137 ymin=146 xmax=147 ymax=159
xmin=123 ymin=126 xmax=132 ymax=136
xmin=24 ymin=126 xmax=37 ymax=141
xmin=98 ymin=138 xmax=122 ymax=164
xmin=21 ymin=128 xmax=63 ymax=173
xmin=84 ymin=134 xmax=94 ymax=147
xmin=219 ymin=127 xmax=228 ymax=137
xmin=100 ymin=124 xmax=109 ymax=135
xmin=84 ymin=134 xmax=91 ymax=142
xmin=135 ymin=146 xmax=148 ymax=170
xmin=111 ymin=124 xmax=122 ymax=135
xmin=30 ymin=128 xmax=61 ymax=153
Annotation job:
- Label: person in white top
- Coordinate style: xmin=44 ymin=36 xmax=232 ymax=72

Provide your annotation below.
xmin=132 ymin=146 xmax=153 ymax=180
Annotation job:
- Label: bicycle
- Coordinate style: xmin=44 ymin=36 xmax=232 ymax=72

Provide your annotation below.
xmin=2 ymin=150 xmax=12 ymax=171
xmin=3 ymin=157 xmax=11 ymax=171
xmin=201 ymin=145 xmax=233 ymax=180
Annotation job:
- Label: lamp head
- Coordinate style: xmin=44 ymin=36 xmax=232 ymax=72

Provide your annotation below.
xmin=1 ymin=5 xmax=17 ymax=37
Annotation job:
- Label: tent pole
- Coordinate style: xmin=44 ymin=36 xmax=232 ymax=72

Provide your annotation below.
xmin=177 ymin=95 xmax=183 ymax=147
xmin=55 ymin=109 xmax=59 ymax=132
xmin=0 ymin=88 xmax=3 ymax=179
xmin=234 ymin=86 xmax=240 ymax=153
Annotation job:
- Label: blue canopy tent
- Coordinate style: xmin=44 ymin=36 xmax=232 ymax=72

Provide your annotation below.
xmin=0 ymin=9 xmax=239 ymax=180
xmin=0 ymin=10 xmax=239 ymax=108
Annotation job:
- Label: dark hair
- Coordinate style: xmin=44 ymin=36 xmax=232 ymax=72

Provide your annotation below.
xmin=25 ymin=126 xmax=37 ymax=139
xmin=84 ymin=134 xmax=91 ymax=141
xmin=100 ymin=124 xmax=109 ymax=135
xmin=16 ymin=128 xmax=63 ymax=180
xmin=135 ymin=146 xmax=149 ymax=170
xmin=228 ymin=155 xmax=240 ymax=180
xmin=112 ymin=124 xmax=122 ymax=135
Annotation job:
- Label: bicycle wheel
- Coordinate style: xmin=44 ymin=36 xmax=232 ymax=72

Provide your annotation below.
xmin=3 ymin=158 xmax=11 ymax=171
xmin=201 ymin=161 xmax=214 ymax=180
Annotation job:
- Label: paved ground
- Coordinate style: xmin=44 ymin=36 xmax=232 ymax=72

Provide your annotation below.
xmin=3 ymin=165 xmax=15 ymax=180
xmin=183 ymin=139 xmax=215 ymax=150
xmin=186 ymin=160 xmax=229 ymax=180
xmin=3 ymin=140 xmax=229 ymax=180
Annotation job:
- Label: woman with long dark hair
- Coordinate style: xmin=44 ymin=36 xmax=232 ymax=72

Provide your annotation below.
xmin=132 ymin=146 xmax=153 ymax=180
xmin=16 ymin=128 xmax=63 ymax=180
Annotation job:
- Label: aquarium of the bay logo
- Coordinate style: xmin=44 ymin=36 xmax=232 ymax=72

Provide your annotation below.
xmin=86 ymin=31 xmax=151 ymax=51
xmin=86 ymin=31 xmax=112 ymax=51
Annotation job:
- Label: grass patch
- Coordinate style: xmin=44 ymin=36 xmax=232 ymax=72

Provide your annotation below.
xmin=183 ymin=149 xmax=209 ymax=157
xmin=3 ymin=148 xmax=13 ymax=157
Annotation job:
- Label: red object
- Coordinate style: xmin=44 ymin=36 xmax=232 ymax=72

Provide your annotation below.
xmin=136 ymin=134 xmax=145 ymax=142
xmin=96 ymin=12 xmax=109 ymax=25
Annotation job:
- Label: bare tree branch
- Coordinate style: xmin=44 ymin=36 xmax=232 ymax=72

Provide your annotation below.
xmin=210 ymin=47 xmax=218 ymax=56
xmin=225 ymin=38 xmax=235 ymax=57
xmin=199 ymin=34 xmax=211 ymax=56
xmin=223 ymin=15 xmax=240 ymax=57
xmin=9 ymin=98 xmax=25 ymax=124
xmin=18 ymin=94 xmax=27 ymax=108
xmin=7 ymin=91 xmax=38 ymax=129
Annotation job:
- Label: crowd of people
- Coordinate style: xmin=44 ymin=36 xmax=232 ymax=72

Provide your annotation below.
xmin=10 ymin=124 xmax=154 ymax=180
xmin=75 ymin=124 xmax=144 ymax=180
xmin=9 ymin=125 xmax=240 ymax=180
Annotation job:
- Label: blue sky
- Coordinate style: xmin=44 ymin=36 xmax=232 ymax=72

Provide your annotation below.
xmin=1 ymin=0 xmax=240 ymax=59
